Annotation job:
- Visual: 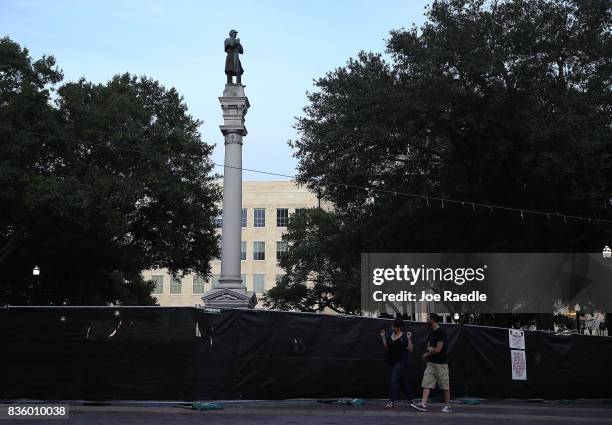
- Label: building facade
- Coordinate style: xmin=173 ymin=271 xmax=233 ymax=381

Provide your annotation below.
xmin=143 ymin=181 xmax=320 ymax=307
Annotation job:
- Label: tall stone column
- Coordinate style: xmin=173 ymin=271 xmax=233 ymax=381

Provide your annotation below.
xmin=202 ymin=84 xmax=256 ymax=309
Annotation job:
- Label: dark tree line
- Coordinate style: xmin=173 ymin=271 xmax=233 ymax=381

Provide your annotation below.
xmin=265 ymin=0 xmax=612 ymax=319
xmin=0 ymin=37 xmax=220 ymax=305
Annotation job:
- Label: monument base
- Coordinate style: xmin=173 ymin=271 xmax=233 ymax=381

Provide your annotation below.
xmin=223 ymin=83 xmax=246 ymax=97
xmin=201 ymin=285 xmax=257 ymax=309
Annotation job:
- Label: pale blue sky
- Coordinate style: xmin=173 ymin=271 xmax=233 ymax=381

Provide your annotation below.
xmin=1 ymin=0 xmax=430 ymax=180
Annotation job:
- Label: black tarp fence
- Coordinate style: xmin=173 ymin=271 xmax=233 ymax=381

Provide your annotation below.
xmin=1 ymin=307 xmax=611 ymax=401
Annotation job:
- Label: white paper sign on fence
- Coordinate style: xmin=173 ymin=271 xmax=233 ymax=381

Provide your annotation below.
xmin=511 ymin=349 xmax=527 ymax=380
xmin=509 ymin=329 xmax=525 ymax=350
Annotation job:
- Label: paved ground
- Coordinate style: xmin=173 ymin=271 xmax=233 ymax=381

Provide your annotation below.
xmin=6 ymin=399 xmax=612 ymax=425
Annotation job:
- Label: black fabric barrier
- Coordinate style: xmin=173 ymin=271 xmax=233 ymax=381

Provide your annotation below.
xmin=1 ymin=307 xmax=611 ymax=400
xmin=461 ymin=325 xmax=612 ymax=399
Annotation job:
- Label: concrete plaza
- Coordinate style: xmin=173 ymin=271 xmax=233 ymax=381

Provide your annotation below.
xmin=10 ymin=399 xmax=612 ymax=425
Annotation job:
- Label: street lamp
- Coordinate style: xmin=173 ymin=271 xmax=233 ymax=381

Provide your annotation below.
xmin=32 ymin=266 xmax=40 ymax=276
xmin=453 ymin=313 xmax=460 ymax=322
xmin=575 ymin=304 xmax=581 ymax=333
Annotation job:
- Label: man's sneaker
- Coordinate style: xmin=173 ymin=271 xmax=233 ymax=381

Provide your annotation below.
xmin=441 ymin=405 xmax=453 ymax=413
xmin=409 ymin=402 xmax=427 ymax=412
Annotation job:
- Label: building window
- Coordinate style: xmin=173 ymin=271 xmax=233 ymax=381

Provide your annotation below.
xmin=242 ymin=208 xmax=247 ymax=227
xmin=253 ymin=241 xmax=265 ymax=260
xmin=210 ymin=274 xmax=220 ymax=287
xmin=152 ymin=275 xmax=164 ymax=294
xmin=241 ymin=241 xmax=247 ymax=261
xmin=213 ymin=211 xmax=223 ymax=228
xmin=294 ymin=208 xmax=306 ymax=216
xmin=253 ymin=274 xmax=265 ymax=294
xmin=276 ymin=208 xmax=289 ymax=227
xmin=170 ymin=276 xmax=182 ymax=294
xmin=193 ymin=275 xmax=205 ymax=294
xmin=276 ymin=241 xmax=288 ymax=260
xmin=275 ymin=274 xmax=284 ymax=284
xmin=254 ymin=208 xmax=265 ymax=227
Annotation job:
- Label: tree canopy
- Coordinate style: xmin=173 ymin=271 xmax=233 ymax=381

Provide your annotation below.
xmin=266 ymin=0 xmax=612 ymax=314
xmin=264 ymin=208 xmax=362 ymax=314
xmin=0 ymin=37 xmax=220 ymax=305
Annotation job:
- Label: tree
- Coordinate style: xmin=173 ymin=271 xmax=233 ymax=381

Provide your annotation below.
xmin=0 ymin=37 xmax=220 ymax=305
xmin=277 ymin=0 xmax=612 ymax=316
xmin=263 ymin=208 xmax=362 ymax=314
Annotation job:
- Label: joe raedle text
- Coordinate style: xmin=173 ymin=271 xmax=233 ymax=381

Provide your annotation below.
xmin=370 ymin=264 xmax=489 ymax=304
xmin=372 ymin=289 xmax=487 ymax=302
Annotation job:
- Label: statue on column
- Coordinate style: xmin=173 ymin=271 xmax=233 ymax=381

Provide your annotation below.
xmin=225 ymin=29 xmax=244 ymax=85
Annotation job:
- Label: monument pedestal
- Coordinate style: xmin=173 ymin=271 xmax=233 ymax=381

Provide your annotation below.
xmin=202 ymin=83 xmax=256 ymax=309
xmin=201 ymin=285 xmax=256 ymax=309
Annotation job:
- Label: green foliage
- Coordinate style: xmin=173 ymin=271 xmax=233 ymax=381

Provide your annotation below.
xmin=553 ymin=312 xmax=577 ymax=331
xmin=0 ymin=37 xmax=220 ymax=305
xmin=278 ymin=0 xmax=612 ymax=314
xmin=263 ymin=208 xmax=361 ymax=313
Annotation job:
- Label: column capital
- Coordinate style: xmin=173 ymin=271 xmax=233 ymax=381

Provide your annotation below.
xmin=220 ymin=126 xmax=247 ymax=138
xmin=222 ymin=131 xmax=244 ymax=145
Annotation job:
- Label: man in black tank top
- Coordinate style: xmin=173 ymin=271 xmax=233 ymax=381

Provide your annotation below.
xmin=380 ymin=317 xmax=414 ymax=408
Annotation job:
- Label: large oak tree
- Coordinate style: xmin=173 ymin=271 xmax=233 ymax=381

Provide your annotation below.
xmin=0 ymin=37 xmax=220 ymax=305
xmin=266 ymin=0 xmax=612 ymax=315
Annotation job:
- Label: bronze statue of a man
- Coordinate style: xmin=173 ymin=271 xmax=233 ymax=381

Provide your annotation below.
xmin=225 ymin=29 xmax=244 ymax=85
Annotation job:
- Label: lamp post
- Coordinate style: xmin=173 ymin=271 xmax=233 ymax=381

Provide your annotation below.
xmin=32 ymin=266 xmax=40 ymax=276
xmin=453 ymin=312 xmax=460 ymax=323
xmin=575 ymin=304 xmax=581 ymax=333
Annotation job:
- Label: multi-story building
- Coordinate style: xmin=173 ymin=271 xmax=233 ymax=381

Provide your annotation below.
xmin=143 ymin=181 xmax=321 ymax=307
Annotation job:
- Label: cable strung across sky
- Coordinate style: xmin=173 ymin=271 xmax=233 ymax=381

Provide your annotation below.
xmin=2 ymin=125 xmax=612 ymax=225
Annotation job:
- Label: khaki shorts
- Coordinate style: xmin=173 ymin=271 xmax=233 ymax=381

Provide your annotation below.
xmin=422 ymin=362 xmax=450 ymax=390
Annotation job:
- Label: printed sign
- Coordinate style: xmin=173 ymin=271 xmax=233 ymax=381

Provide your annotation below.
xmin=511 ymin=349 xmax=527 ymax=380
xmin=509 ymin=329 xmax=525 ymax=350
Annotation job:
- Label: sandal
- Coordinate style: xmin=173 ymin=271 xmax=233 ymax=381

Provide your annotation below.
xmin=385 ymin=402 xmax=395 ymax=409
